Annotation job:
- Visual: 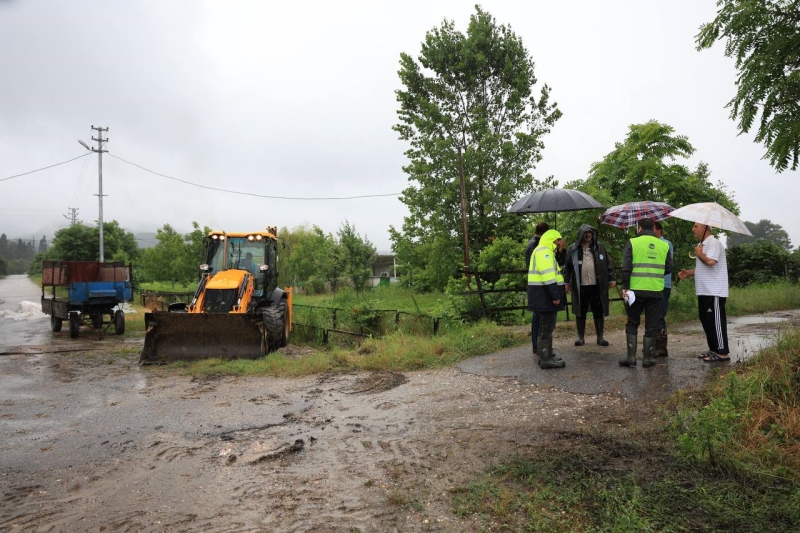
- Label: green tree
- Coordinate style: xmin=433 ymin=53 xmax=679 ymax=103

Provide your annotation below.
xmin=696 ymin=0 xmax=800 ymax=172
xmin=43 ymin=221 xmax=140 ymax=263
xmin=727 ymin=240 xmax=800 ymax=286
xmin=338 ymin=221 xmax=376 ymax=295
xmin=392 ymin=5 xmax=561 ymax=291
xmin=282 ymin=225 xmax=340 ymax=294
xmin=726 ymin=219 xmax=793 ymax=250
xmin=0 ymin=255 xmax=8 ymax=277
xmin=138 ymin=222 xmax=208 ymax=288
xmin=570 ymin=121 xmax=737 ymax=272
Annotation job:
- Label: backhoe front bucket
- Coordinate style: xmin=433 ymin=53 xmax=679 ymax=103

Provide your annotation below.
xmin=140 ymin=312 xmax=266 ymax=364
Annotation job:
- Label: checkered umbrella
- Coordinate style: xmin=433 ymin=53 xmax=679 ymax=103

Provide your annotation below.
xmin=599 ymin=201 xmax=674 ymax=228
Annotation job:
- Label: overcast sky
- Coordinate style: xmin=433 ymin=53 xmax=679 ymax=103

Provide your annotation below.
xmin=1 ymin=0 xmax=797 ymax=253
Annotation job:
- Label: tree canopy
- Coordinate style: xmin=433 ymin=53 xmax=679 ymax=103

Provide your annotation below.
xmin=696 ymin=0 xmax=800 ymax=172
xmin=726 ymin=219 xmax=793 ymax=250
xmin=564 ymin=121 xmax=737 ymax=272
xmin=41 ymin=221 xmax=140 ymax=264
xmin=391 ymin=5 xmax=561 ymax=291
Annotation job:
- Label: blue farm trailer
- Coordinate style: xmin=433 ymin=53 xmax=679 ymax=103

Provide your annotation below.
xmin=41 ymin=260 xmax=133 ymax=338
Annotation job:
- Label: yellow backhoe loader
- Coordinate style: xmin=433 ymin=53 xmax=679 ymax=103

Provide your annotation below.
xmin=140 ymin=227 xmax=292 ymax=364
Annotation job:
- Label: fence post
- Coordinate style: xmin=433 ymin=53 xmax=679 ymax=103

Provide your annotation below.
xmin=433 ymin=317 xmax=439 ymax=335
xmin=332 ymin=309 xmax=337 ymax=329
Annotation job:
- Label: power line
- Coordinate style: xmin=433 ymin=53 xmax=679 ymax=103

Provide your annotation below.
xmin=107 ymin=152 xmax=402 ymax=200
xmin=1 ymin=153 xmax=92 ymax=182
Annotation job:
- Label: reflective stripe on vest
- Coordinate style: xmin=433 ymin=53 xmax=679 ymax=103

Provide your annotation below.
xmin=630 ymin=235 xmax=668 ymax=291
xmin=528 ymin=245 xmax=564 ymax=286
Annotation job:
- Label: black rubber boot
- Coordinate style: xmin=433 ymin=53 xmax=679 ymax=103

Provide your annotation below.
xmin=642 ymin=336 xmax=656 ymax=367
xmin=574 ymin=317 xmax=586 ymax=346
xmin=595 ymin=318 xmax=609 ymax=346
xmin=619 ymin=334 xmax=637 ymax=367
xmin=653 ymin=329 xmax=668 ymax=357
xmin=538 ymin=338 xmax=565 ymax=369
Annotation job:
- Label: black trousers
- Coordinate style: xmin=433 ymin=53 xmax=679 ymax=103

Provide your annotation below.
xmin=537 ymin=311 xmax=558 ymax=344
xmin=657 ymin=287 xmax=671 ymax=331
xmin=698 ymin=295 xmax=729 ymax=355
xmin=531 ymin=312 xmax=541 ymax=350
xmin=625 ymin=295 xmax=662 ymax=338
xmin=577 ymin=284 xmax=603 ymax=318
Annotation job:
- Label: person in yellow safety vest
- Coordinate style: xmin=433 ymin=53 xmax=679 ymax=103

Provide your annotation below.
xmin=618 ymin=218 xmax=673 ymax=368
xmin=527 ymin=229 xmax=567 ymax=369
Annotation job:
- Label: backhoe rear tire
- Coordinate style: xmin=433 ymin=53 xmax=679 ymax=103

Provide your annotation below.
xmin=279 ymin=299 xmax=290 ymax=348
xmin=262 ymin=306 xmax=283 ymax=353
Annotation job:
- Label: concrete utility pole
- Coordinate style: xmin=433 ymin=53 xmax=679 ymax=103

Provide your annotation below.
xmin=79 ymin=126 xmax=108 ymax=261
xmin=63 ymin=207 xmax=79 ymax=225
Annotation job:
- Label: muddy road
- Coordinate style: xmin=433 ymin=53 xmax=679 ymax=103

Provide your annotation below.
xmin=1 ymin=275 xmax=798 ymax=532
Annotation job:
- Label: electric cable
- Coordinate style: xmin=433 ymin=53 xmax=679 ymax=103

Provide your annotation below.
xmin=1 ymin=153 xmax=92 ymax=182
xmin=107 ymin=152 xmax=402 ymax=200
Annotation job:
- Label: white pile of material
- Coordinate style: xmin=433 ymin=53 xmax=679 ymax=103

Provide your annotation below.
xmin=0 ymin=301 xmax=47 ymax=320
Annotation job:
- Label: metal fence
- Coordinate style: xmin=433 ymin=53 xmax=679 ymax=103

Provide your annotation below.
xmin=138 ymin=292 xmax=441 ymax=348
xmin=458 ymin=267 xmax=624 ymax=321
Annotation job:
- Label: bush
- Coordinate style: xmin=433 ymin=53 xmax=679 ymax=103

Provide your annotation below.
xmin=727 ymin=240 xmax=799 ymax=287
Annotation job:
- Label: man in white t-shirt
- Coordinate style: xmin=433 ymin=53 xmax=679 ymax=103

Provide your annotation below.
xmin=678 ymin=223 xmax=730 ymax=362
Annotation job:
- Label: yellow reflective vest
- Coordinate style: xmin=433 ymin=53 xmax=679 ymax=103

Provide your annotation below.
xmin=630 ymin=235 xmax=669 ymax=291
xmin=528 ymin=245 xmax=564 ymax=287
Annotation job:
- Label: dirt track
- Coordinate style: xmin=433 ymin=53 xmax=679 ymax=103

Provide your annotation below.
xmin=2 ymin=335 xmax=624 ymax=532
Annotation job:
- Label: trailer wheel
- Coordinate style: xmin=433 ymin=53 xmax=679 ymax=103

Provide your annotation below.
xmin=114 ymin=310 xmax=125 ymax=335
xmin=50 ymin=315 xmax=63 ymax=333
xmin=69 ymin=313 xmax=81 ymax=339
xmin=279 ymin=298 xmax=290 ymax=347
xmin=92 ymin=313 xmax=103 ymax=329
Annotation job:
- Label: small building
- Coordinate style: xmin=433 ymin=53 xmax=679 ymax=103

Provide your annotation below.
xmin=371 ymin=254 xmax=398 ymax=287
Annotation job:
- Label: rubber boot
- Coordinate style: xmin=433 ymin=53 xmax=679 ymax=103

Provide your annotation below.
xmin=595 ymin=318 xmax=609 ymax=346
xmin=574 ymin=317 xmax=586 ymax=346
xmin=653 ymin=329 xmax=668 ymax=357
xmin=642 ymin=336 xmax=656 ymax=367
xmin=619 ymin=334 xmax=637 ymax=367
xmin=538 ymin=338 xmax=565 ymax=369
xmin=537 ymin=334 xmax=563 ymax=363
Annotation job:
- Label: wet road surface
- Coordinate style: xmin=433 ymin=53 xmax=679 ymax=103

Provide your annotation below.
xmin=458 ymin=310 xmax=799 ymax=399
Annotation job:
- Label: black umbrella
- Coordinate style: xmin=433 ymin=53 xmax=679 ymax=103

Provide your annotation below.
xmin=508 ymin=188 xmax=605 ymax=214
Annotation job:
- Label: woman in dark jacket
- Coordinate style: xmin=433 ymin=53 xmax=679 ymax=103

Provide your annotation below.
xmin=562 ymin=224 xmax=616 ymax=346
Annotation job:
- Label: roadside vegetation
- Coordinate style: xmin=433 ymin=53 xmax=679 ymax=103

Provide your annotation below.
xmin=450 ymin=328 xmax=800 ymax=531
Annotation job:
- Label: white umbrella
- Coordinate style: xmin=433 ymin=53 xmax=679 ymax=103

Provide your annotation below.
xmin=669 ymin=202 xmax=753 ymax=236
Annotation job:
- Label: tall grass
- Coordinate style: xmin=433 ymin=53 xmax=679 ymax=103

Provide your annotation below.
xmin=175 ymin=320 xmax=526 ymax=378
xmin=671 ymin=328 xmax=800 ymax=479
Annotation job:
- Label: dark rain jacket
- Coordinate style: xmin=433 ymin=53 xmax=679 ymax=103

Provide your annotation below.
xmin=562 ymin=224 xmax=615 ymax=317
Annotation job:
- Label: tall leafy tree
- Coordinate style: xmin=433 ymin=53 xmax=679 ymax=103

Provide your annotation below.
xmin=138 ymin=222 xmax=209 ymax=288
xmin=392 ymin=5 xmax=561 ymax=291
xmin=696 ymin=0 xmax=800 ymax=171
xmin=338 ymin=221 xmax=376 ymax=295
xmin=571 ymin=121 xmax=736 ymax=271
xmin=727 ymin=219 xmax=793 ymax=249
xmin=43 ymin=221 xmax=140 ymax=263
xmin=281 ymin=225 xmax=340 ymax=294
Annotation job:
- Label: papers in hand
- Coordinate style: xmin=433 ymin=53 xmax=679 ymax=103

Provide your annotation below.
xmin=624 ymin=290 xmax=635 ymax=305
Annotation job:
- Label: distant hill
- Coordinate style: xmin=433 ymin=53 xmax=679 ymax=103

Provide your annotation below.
xmin=135 ymin=232 xmax=158 ymax=249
